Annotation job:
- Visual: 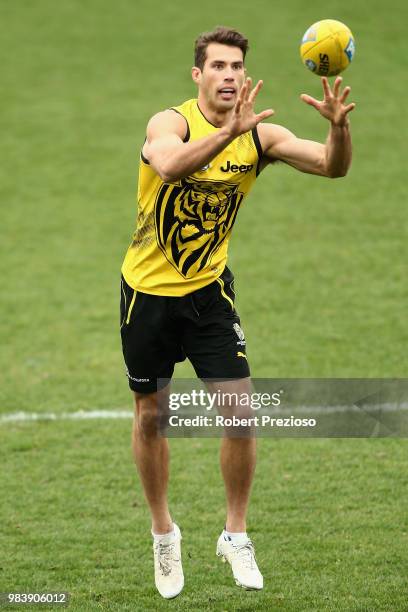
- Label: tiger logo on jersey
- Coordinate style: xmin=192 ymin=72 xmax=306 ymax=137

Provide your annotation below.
xmin=155 ymin=177 xmax=243 ymax=278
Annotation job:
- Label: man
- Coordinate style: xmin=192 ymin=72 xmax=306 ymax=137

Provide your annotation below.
xmin=120 ymin=26 xmax=354 ymax=599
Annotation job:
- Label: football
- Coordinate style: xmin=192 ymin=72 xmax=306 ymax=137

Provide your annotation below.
xmin=300 ymin=19 xmax=355 ymax=76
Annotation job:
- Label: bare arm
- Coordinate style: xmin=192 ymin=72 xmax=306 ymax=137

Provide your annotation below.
xmin=144 ymin=78 xmax=274 ymax=183
xmin=324 ymin=121 xmax=352 ymax=178
xmin=144 ymin=111 xmax=235 ymax=183
xmin=262 ymin=76 xmax=355 ymax=178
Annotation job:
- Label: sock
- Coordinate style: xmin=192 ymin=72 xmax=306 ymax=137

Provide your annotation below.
xmin=223 ymin=529 xmax=248 ymax=545
xmin=152 ymin=524 xmax=174 ymax=541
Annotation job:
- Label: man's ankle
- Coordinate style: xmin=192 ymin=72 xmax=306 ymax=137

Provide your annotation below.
xmin=152 ymin=519 xmax=174 ymax=535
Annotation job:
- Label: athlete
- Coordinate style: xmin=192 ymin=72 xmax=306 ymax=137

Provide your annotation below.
xmin=120 ymin=26 xmax=354 ymax=599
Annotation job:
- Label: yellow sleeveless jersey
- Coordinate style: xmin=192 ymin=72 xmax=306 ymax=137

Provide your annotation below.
xmin=121 ymin=98 xmax=263 ymax=296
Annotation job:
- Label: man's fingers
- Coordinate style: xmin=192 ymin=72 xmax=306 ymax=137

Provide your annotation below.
xmin=248 ymin=80 xmax=263 ymax=105
xmin=256 ymin=109 xmax=274 ymax=123
xmin=340 ymin=86 xmax=351 ymax=103
xmin=238 ymin=77 xmax=250 ymax=105
xmin=245 ymin=77 xmax=252 ymax=100
xmin=235 ymin=86 xmax=244 ymax=114
xmin=300 ymin=93 xmax=320 ymax=109
xmin=321 ymin=76 xmax=331 ymax=100
xmin=344 ymin=102 xmax=356 ymax=114
xmin=238 ymin=79 xmax=248 ymax=98
xmin=235 ymin=80 xmax=247 ymax=114
xmin=333 ymin=76 xmax=342 ymax=97
xmin=234 ymin=77 xmax=273 ymax=125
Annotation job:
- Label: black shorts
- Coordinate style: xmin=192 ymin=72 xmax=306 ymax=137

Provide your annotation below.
xmin=120 ymin=267 xmax=250 ymax=394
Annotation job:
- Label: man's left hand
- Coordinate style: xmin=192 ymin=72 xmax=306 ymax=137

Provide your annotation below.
xmin=300 ymin=76 xmax=355 ymax=127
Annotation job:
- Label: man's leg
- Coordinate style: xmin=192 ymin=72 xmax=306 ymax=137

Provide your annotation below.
xmin=220 ymin=436 xmax=256 ymax=533
xmin=209 ymin=378 xmax=263 ymax=590
xmin=208 ymin=377 xmax=256 ymax=532
xmin=131 ymin=386 xmax=184 ymax=599
xmin=131 ymin=388 xmax=173 ymax=534
xmin=120 ymin=279 xmax=184 ymax=597
xmin=180 ymin=268 xmax=262 ymax=588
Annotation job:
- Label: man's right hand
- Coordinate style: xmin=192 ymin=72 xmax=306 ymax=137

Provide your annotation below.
xmin=223 ymin=78 xmax=274 ymax=139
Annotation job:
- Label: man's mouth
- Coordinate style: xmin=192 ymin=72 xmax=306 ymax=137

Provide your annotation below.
xmin=218 ymin=87 xmax=236 ymax=100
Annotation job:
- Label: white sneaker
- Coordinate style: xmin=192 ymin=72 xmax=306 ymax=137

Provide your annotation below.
xmin=216 ymin=532 xmax=263 ymax=590
xmin=153 ymin=523 xmax=184 ymax=599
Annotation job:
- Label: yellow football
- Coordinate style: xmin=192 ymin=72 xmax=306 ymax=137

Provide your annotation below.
xmin=300 ymin=19 xmax=355 ymax=76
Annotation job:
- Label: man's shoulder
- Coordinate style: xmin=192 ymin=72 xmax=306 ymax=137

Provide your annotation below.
xmin=146 ymin=108 xmax=187 ymax=132
xmin=149 ymin=99 xmax=197 ymax=121
xmin=147 ymin=100 xmax=196 ymax=141
xmin=170 ymin=98 xmax=197 ymax=114
xmin=146 ymin=103 xmax=194 ymax=143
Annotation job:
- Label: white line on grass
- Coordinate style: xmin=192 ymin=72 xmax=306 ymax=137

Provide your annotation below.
xmin=1 ymin=403 xmax=408 ymax=424
xmin=0 ymin=410 xmax=133 ymax=423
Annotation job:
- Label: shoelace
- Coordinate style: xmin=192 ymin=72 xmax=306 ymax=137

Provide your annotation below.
xmin=155 ymin=541 xmax=178 ymax=577
xmin=233 ymin=540 xmax=257 ymax=570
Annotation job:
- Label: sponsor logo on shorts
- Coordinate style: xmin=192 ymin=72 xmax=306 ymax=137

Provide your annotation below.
xmin=233 ymin=322 xmax=246 ymax=346
xmin=237 ymin=351 xmax=247 ymax=359
xmin=125 ymin=367 xmax=150 ymax=383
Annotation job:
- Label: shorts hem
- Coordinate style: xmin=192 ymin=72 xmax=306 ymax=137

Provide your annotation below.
xmin=128 ymin=377 xmax=171 ymax=394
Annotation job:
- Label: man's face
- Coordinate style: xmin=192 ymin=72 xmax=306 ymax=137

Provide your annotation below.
xmin=193 ymin=43 xmax=246 ymax=111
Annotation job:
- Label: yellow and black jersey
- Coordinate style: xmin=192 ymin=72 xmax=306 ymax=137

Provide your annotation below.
xmin=121 ymin=98 xmax=263 ymax=296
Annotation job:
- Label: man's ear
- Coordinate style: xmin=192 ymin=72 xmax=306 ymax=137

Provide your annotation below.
xmin=191 ymin=66 xmax=201 ymax=85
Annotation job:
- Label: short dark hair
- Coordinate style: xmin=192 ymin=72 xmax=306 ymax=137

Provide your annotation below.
xmin=194 ymin=26 xmax=249 ymax=70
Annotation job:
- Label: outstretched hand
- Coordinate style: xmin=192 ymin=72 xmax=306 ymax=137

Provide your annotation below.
xmin=226 ymin=78 xmax=274 ymax=138
xmin=301 ymin=76 xmax=355 ymax=127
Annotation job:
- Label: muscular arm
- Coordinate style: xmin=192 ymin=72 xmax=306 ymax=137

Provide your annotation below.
xmin=260 ymin=120 xmax=352 ymax=178
xmin=260 ymin=76 xmax=354 ymax=179
xmin=144 ymin=110 xmax=235 ymax=183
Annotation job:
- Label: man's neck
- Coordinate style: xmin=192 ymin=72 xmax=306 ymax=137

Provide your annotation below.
xmin=197 ymin=96 xmax=232 ymax=128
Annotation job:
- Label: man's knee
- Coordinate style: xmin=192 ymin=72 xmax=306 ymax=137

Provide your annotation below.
xmin=133 ymin=391 xmax=168 ymax=438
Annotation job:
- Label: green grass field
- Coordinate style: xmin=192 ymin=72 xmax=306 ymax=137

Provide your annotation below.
xmin=1 ymin=0 xmax=408 ymax=609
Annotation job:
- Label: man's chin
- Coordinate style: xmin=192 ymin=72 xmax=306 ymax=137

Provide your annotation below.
xmin=214 ymin=97 xmax=236 ymax=111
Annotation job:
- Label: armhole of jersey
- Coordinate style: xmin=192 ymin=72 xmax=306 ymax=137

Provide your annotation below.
xmin=169 ymin=108 xmax=191 ymax=143
xmin=141 ymin=137 xmax=150 ymax=165
xmin=251 ymin=126 xmax=263 ymax=177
